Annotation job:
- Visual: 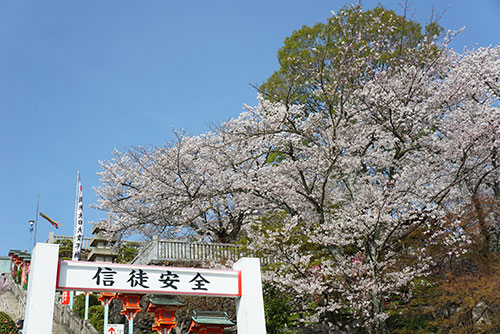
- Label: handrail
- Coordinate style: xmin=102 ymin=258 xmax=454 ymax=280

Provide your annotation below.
xmin=157 ymin=240 xmax=240 ymax=262
xmin=131 ymin=240 xmax=158 ymax=265
xmin=53 ymin=301 xmax=98 ymax=334
xmin=8 ymin=276 xmax=98 ymax=334
xmin=7 ymin=276 xmax=25 ymax=317
xmin=0 ymin=294 xmax=13 ymax=317
xmin=46 ymin=233 xmax=272 ymax=265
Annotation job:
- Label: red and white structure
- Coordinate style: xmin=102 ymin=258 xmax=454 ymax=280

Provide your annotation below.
xmin=24 ymin=243 xmax=266 ymax=334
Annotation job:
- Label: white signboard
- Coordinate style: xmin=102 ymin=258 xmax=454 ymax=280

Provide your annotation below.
xmin=56 ymin=260 xmax=241 ymax=297
xmin=105 ymin=324 xmax=124 ymax=334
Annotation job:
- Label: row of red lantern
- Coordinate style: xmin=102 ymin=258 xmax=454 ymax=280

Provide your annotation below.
xmin=97 ymin=292 xmax=233 ymax=334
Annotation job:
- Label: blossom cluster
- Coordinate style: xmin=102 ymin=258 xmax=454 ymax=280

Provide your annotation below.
xmin=95 ymin=22 xmax=500 ymax=330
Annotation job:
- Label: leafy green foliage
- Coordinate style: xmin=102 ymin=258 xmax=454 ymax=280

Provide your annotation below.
xmin=72 ymin=293 xmax=107 ymax=333
xmin=55 ymin=239 xmax=73 ymax=260
xmin=259 ymin=4 xmax=443 ymax=114
xmin=114 ymin=241 xmax=141 ymax=264
xmin=88 ymin=305 xmax=105 ymax=333
xmin=0 ymin=312 xmax=18 ymax=334
xmin=263 ymin=283 xmax=296 ymax=333
xmin=73 ymin=293 xmax=100 ymax=320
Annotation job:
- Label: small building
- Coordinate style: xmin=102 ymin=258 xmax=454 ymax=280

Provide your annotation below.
xmin=0 ymin=256 xmax=11 ymax=274
xmin=188 ymin=311 xmax=235 ymax=334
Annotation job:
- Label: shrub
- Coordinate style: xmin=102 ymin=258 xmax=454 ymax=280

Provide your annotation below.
xmin=55 ymin=239 xmax=73 ymax=260
xmin=0 ymin=311 xmax=18 ymax=334
xmin=73 ymin=293 xmax=100 ymax=320
xmin=263 ymin=283 xmax=296 ymax=334
xmin=88 ymin=305 xmax=105 ymax=333
xmin=115 ymin=242 xmax=141 ymax=264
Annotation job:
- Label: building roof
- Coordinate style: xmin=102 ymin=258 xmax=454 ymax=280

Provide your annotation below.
xmin=149 ymin=297 xmax=184 ymax=307
xmin=191 ymin=311 xmax=234 ymax=326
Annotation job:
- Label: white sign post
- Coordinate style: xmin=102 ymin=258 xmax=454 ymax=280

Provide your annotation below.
xmin=24 ymin=243 xmax=266 ymax=333
xmin=105 ymin=324 xmax=124 ymax=334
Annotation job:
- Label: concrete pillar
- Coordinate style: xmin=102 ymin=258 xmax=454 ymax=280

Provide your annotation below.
xmin=24 ymin=243 xmax=59 ymax=334
xmin=233 ymin=258 xmax=266 ymax=334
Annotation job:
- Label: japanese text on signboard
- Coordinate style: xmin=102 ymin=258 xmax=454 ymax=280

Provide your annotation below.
xmin=92 ymin=267 xmax=212 ymax=291
xmin=57 ymin=261 xmax=240 ymax=297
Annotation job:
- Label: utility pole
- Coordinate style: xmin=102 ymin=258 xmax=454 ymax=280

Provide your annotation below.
xmin=33 ymin=195 xmax=40 ymax=250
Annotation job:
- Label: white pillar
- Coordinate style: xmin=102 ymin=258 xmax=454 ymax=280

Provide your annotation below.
xmin=104 ymin=303 xmax=109 ymax=334
xmin=69 ymin=291 xmax=74 ymax=310
xmin=24 ymin=243 xmax=59 ymax=334
xmin=233 ymin=257 xmax=266 ymax=334
xmin=85 ymin=292 xmax=89 ymax=320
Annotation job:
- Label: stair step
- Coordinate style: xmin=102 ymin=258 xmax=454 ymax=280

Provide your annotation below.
xmin=0 ymin=288 xmax=71 ymax=334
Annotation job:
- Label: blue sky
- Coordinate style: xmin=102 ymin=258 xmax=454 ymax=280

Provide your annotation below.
xmin=1 ymin=0 xmax=499 ymax=256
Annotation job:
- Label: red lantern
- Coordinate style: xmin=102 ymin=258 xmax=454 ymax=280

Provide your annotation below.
xmin=116 ymin=293 xmax=143 ymax=321
xmin=97 ymin=292 xmax=116 ymax=306
xmin=146 ymin=298 xmax=184 ymax=334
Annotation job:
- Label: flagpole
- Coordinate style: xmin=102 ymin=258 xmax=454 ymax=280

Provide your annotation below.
xmin=33 ymin=194 xmax=40 ymax=250
xmin=70 ymin=172 xmax=77 ymax=310
xmin=70 ymin=172 xmax=78 ymax=311
xmin=71 ymin=171 xmax=85 ymax=311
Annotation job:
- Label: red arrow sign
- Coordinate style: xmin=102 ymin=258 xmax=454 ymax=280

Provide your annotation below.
xmin=107 ymin=328 xmax=116 ymax=334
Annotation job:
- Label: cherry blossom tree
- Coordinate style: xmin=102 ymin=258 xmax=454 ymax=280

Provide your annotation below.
xmin=228 ymin=45 xmax=499 ymax=332
xmin=95 ymin=132 xmax=255 ymax=243
xmin=94 ymin=7 xmax=500 ymax=332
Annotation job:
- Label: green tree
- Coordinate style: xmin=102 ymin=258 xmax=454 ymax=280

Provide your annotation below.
xmin=114 ymin=241 xmax=141 ymax=264
xmin=55 ymin=239 xmax=73 ymax=259
xmin=259 ymin=4 xmax=443 ymax=115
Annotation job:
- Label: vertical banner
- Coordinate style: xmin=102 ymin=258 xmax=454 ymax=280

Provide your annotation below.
xmin=61 ymin=291 xmax=70 ymax=305
xmin=72 ymin=171 xmax=84 ymax=261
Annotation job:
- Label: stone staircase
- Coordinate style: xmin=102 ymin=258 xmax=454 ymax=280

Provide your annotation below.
xmin=0 ymin=278 xmax=71 ymax=334
xmin=0 ymin=288 xmax=23 ymax=320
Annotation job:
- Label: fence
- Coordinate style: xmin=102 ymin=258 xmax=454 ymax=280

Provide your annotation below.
xmin=133 ymin=239 xmax=272 ymax=265
xmin=53 ymin=301 xmax=98 ymax=334
xmin=8 ymin=276 xmax=25 ymax=318
xmin=46 ymin=232 xmax=272 ymax=265
xmin=46 ymin=232 xmax=93 ymax=250
xmin=158 ymin=240 xmax=240 ymax=262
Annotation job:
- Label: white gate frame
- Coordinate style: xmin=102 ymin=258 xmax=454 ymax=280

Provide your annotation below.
xmin=24 ymin=243 xmax=266 ymax=334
